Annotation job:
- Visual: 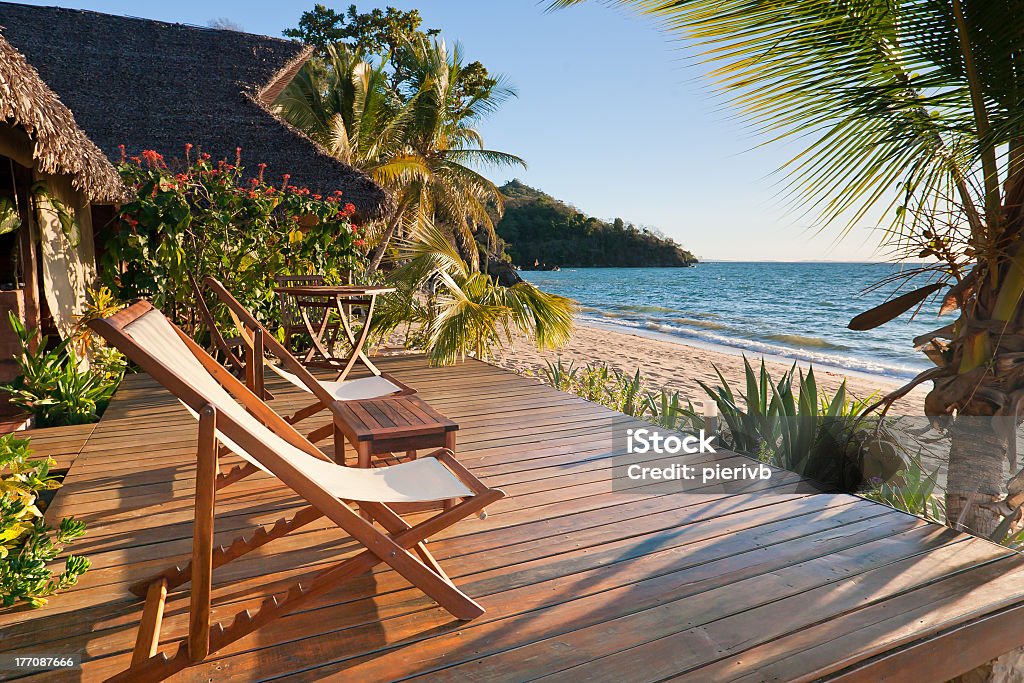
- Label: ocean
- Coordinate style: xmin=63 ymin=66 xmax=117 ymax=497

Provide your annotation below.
xmin=520 ymin=262 xmax=944 ymax=381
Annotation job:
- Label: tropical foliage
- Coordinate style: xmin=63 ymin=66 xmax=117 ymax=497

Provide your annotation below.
xmin=101 ymin=148 xmax=365 ymax=331
xmin=551 ymin=0 xmax=1024 ymax=536
xmin=540 ymin=358 xmax=704 ymax=431
xmin=2 ymin=313 xmax=121 ymax=428
xmin=496 ymin=180 xmax=698 ymax=268
xmin=0 ymin=434 xmax=88 ymax=609
xmin=375 ymin=222 xmax=575 ymax=364
xmin=277 ymin=6 xmax=524 ymax=273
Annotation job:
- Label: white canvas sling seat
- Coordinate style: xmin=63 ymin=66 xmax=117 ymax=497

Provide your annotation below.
xmin=91 ymin=300 xmax=504 ymax=683
xmin=268 ymin=362 xmax=403 ymax=402
xmin=127 ymin=308 xmax=472 ymax=503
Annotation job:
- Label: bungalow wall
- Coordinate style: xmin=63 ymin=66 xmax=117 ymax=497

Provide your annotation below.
xmin=0 ymin=123 xmax=99 ymax=416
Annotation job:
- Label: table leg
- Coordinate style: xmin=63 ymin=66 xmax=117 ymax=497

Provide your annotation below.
xmin=334 ymin=294 xmax=382 ymax=381
xmin=299 ymin=304 xmax=334 ymax=364
xmin=333 ymin=423 xmax=346 ymax=466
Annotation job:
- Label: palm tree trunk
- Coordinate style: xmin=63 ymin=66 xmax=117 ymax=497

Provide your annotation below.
xmin=945 ymin=417 xmax=1008 ymax=537
xmin=366 ymin=210 xmax=404 ymax=277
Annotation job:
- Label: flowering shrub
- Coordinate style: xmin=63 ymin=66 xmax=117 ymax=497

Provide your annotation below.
xmin=101 ymin=146 xmax=365 ymax=328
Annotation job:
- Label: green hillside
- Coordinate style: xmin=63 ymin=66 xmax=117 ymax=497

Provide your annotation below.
xmin=494 ymin=180 xmax=698 ymax=268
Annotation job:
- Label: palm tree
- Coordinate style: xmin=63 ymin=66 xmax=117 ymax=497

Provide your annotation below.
xmin=374 ymin=219 xmax=576 ymax=364
xmin=552 ymin=0 xmax=1024 ymax=536
xmin=275 ymin=40 xmax=524 ymax=275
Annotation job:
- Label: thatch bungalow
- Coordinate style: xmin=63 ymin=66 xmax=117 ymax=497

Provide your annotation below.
xmin=0 ymin=2 xmax=389 ymax=415
xmin=0 ymin=30 xmax=127 ymax=409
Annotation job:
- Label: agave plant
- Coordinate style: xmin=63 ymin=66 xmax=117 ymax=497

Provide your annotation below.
xmin=699 ymin=358 xmax=883 ymax=491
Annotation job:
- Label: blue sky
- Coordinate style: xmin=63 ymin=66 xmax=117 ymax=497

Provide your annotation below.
xmin=14 ymin=0 xmax=892 ymax=261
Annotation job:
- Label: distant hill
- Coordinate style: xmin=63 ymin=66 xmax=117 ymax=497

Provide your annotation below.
xmin=493 ymin=180 xmax=697 ymax=269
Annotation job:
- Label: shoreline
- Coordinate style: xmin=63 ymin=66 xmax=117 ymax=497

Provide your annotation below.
xmin=579 ymin=317 xmax=921 ymax=387
xmin=489 ymin=319 xmax=929 ymax=415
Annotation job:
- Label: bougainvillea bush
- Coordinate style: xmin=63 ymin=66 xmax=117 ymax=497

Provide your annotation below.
xmin=101 ymin=146 xmax=366 ymax=331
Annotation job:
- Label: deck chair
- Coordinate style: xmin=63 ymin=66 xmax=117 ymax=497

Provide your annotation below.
xmin=90 ymin=301 xmax=504 ymax=682
xmin=186 ymin=273 xmax=253 ymax=387
xmin=200 ymin=276 xmax=412 ymax=431
xmin=274 ymin=273 xmax=334 ymax=352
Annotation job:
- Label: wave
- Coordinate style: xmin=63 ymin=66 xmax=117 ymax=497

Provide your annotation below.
xmin=611 ymin=303 xmax=681 ymax=314
xmin=669 ymin=317 xmax=728 ymax=331
xmin=764 ymin=333 xmax=848 ymax=351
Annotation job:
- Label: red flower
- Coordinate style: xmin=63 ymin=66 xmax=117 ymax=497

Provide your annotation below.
xmin=235 ymin=147 xmax=242 ymax=166
xmin=118 ymin=144 xmax=126 ymax=163
xmin=130 ymin=156 xmax=142 ymax=166
xmin=281 ymin=174 xmax=291 ymax=191
xmin=200 ymin=152 xmax=211 ymax=161
xmin=257 ymin=162 xmax=267 ymax=183
xmin=354 ymin=238 xmax=365 ymax=248
xmin=141 ymin=149 xmax=164 ymax=168
xmin=312 ymin=194 xmax=321 ymax=200
xmin=341 ymin=202 xmax=356 ymax=217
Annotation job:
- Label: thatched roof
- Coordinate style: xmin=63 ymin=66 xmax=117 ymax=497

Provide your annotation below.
xmin=0 ymin=3 xmax=390 ymax=219
xmin=0 ymin=32 xmax=125 ymax=203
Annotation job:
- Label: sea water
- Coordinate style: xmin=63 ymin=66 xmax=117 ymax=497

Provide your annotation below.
xmin=521 ymin=262 xmax=942 ymax=381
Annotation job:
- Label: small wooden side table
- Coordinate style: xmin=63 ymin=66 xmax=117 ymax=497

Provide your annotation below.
xmin=331 ymin=394 xmax=460 ymax=513
xmin=330 ymin=394 xmax=458 ymax=468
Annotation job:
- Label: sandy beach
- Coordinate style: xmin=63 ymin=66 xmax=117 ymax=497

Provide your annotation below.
xmin=488 ymin=320 xmax=930 ymax=414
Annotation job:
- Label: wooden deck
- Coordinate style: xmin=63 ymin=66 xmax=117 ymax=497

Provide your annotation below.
xmin=5 ymin=355 xmax=1024 ymax=682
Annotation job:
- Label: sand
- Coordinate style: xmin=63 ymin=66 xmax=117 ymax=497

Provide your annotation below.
xmin=486 ymin=321 xmax=930 ymax=414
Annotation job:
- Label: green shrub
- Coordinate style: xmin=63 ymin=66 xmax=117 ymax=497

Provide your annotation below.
xmin=860 ymin=457 xmax=944 ymax=523
xmin=2 ymin=313 xmax=121 ymax=427
xmin=541 ymin=359 xmax=703 ymax=430
xmin=105 ymin=148 xmax=365 ymax=335
xmin=0 ymin=434 xmax=89 ymax=608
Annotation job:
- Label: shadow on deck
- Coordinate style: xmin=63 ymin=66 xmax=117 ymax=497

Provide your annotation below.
xmin=4 ymin=355 xmax=1024 ymax=682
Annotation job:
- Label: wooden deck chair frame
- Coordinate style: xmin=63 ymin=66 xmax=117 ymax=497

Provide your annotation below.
xmin=201 ymin=276 xmax=413 ymax=434
xmin=90 ymin=301 xmax=504 ymax=683
xmin=186 ymin=273 xmax=273 ymax=399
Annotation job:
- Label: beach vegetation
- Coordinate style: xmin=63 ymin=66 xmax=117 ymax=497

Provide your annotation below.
xmin=699 ymin=358 xmax=896 ymax=491
xmin=861 ymin=458 xmax=945 ymax=524
xmin=551 ymin=0 xmax=1024 ymax=537
xmin=540 ymin=358 xmax=704 ymax=431
xmin=374 ymin=221 xmax=575 ymax=364
xmin=0 ymin=434 xmax=89 ymax=609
